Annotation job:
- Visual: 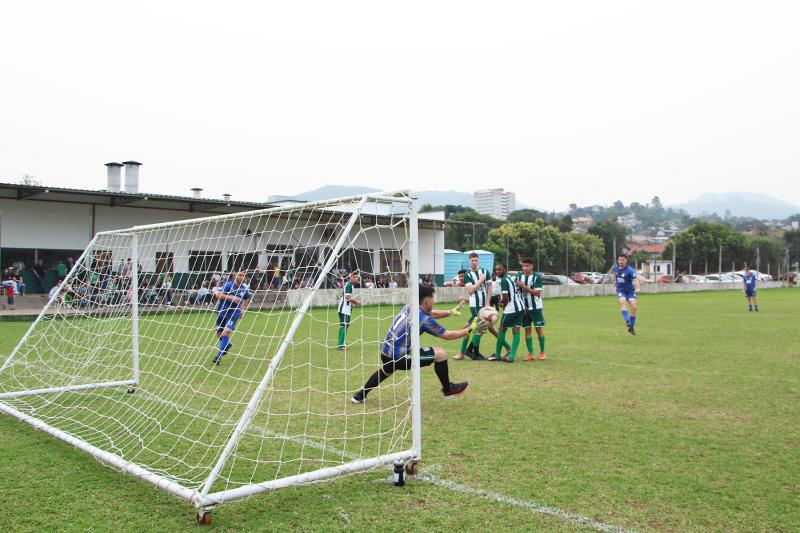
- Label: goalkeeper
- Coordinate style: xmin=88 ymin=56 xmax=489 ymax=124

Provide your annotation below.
xmin=351 ymin=285 xmax=489 ymax=403
xmin=211 ymin=271 xmax=252 ymax=365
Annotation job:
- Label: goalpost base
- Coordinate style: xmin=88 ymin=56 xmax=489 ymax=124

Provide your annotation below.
xmin=0 ymin=379 xmax=137 ymax=400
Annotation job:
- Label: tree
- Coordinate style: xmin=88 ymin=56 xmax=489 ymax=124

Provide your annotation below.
xmin=507 ymin=208 xmax=546 ymax=224
xmin=650 ymin=196 xmax=663 ymax=210
xmin=444 ymin=211 xmax=501 ymax=250
xmin=588 ymin=220 xmax=627 ymax=270
xmin=569 ymin=203 xmax=578 ymax=211
xmin=484 ymin=223 xmax=604 ymax=273
xmin=663 ymin=223 xmax=749 ymax=273
xmin=557 ymin=215 xmax=573 ymax=233
xmin=613 ymin=200 xmax=624 ymax=210
xmin=784 ymin=231 xmax=800 ymax=269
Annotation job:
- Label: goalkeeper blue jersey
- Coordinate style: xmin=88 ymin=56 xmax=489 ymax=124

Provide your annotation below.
xmin=381 ymin=305 xmax=446 ymax=360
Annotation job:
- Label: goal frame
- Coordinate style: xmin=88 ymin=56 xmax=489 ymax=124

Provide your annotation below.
xmin=0 ymin=192 xmax=422 ymax=511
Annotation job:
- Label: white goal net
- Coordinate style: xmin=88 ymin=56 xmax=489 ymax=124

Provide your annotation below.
xmin=0 ymin=192 xmax=422 ymax=512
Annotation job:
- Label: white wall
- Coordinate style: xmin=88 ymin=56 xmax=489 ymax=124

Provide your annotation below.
xmin=0 ymin=199 xmax=92 ymax=249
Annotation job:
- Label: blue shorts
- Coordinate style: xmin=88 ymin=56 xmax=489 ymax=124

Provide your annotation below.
xmin=745 ymin=290 xmax=756 ymax=298
xmin=617 ymin=290 xmax=637 ymax=300
xmin=216 ymin=311 xmax=240 ymax=333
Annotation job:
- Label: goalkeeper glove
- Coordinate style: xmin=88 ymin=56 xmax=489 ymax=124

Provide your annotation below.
xmin=468 ymin=318 xmax=489 ymax=334
xmin=449 ymin=300 xmax=465 ymax=316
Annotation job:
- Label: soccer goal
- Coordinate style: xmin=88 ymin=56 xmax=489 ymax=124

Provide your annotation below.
xmin=0 ymin=192 xmax=423 ymax=523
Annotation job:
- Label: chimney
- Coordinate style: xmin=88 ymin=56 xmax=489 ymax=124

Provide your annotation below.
xmin=191 ymin=187 xmax=203 ymax=199
xmin=122 ymin=161 xmax=142 ymax=193
xmin=105 ymin=162 xmax=123 ymax=192
xmin=223 ymin=193 xmax=231 ymax=203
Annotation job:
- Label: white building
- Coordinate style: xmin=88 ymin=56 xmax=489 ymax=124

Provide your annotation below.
xmin=473 ymin=188 xmax=515 ymax=220
xmin=0 ymin=166 xmax=444 ymax=292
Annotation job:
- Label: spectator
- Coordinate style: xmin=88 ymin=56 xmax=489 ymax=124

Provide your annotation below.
xmin=32 ymin=259 xmax=47 ymax=293
xmin=160 ymin=275 xmax=174 ymax=305
xmin=13 ymin=267 xmax=25 ymax=296
xmin=120 ymin=258 xmax=132 ymax=279
xmin=388 ymin=277 xmax=399 ymax=289
xmin=188 ymin=284 xmax=200 ymax=304
xmin=66 ymin=257 xmax=75 ymax=273
xmin=49 ymin=281 xmax=62 ymax=302
xmin=55 ymin=259 xmax=68 ymax=282
xmin=198 ymin=282 xmax=212 ymax=304
xmin=3 ymin=278 xmax=15 ymax=310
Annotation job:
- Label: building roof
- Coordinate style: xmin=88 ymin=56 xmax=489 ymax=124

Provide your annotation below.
xmin=0 ymin=182 xmax=276 ymax=214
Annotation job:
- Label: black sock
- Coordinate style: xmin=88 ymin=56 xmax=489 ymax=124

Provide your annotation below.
xmin=362 ymin=365 xmax=393 ymax=396
xmin=434 ymin=361 xmax=450 ymax=390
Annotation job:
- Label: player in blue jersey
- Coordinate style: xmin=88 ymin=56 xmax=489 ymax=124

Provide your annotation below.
xmin=212 ymin=271 xmax=252 ymax=365
xmin=351 ymin=284 xmax=486 ymax=404
xmin=613 ymin=255 xmax=640 ymax=335
xmin=742 ymin=268 xmax=759 ymax=311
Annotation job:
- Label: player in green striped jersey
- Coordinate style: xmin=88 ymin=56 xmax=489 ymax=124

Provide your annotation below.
xmin=516 ymin=258 xmax=547 ymax=361
xmin=491 ymin=261 xmax=525 ymax=362
xmin=457 ymin=253 xmax=509 ymax=360
xmin=337 ymin=272 xmax=362 ymax=349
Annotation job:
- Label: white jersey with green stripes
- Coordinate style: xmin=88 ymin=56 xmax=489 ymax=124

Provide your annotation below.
xmin=338 ymin=282 xmax=354 ymax=316
xmin=516 ymin=271 xmax=544 ymax=310
xmin=464 ymin=267 xmax=491 ymax=308
xmin=500 ymin=273 xmax=526 ymax=314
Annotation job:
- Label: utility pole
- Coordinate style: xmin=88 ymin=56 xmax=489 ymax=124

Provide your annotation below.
xmin=718 ymin=242 xmax=723 ymax=280
xmin=565 ymin=238 xmax=569 ymax=276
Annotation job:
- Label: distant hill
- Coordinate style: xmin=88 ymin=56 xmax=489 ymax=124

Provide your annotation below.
xmin=278 ymin=185 xmax=532 ymax=210
xmin=673 ymin=192 xmax=799 ymax=220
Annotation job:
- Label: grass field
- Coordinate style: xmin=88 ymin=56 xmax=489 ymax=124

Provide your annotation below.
xmin=0 ymin=289 xmax=798 ymax=532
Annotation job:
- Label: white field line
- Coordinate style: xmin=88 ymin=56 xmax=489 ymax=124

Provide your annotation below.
xmin=136 ymin=391 xmax=638 ymax=533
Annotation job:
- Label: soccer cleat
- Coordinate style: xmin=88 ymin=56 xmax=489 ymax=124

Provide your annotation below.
xmin=524 ymin=354 xmax=535 ymax=362
xmin=351 ymin=391 xmax=365 ymax=404
xmin=487 ymin=355 xmax=501 ymax=361
xmin=212 ymin=353 xmax=223 ymax=365
xmin=539 ymin=353 xmax=547 ymax=360
xmin=443 ymin=381 xmax=469 ymax=398
xmin=501 ymin=355 xmax=514 ymax=363
xmin=465 ymin=345 xmax=487 ymax=361
xmin=627 ymin=324 xmax=634 ymax=335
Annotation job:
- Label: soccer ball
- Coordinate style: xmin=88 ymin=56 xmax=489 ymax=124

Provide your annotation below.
xmin=478 ymin=306 xmax=499 ymax=325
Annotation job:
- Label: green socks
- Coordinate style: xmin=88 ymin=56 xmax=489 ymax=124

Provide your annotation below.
xmin=538 ymin=335 xmax=545 ymax=353
xmin=494 ymin=329 xmax=507 ymax=356
xmin=508 ymin=331 xmax=520 ymax=360
xmin=460 ymin=336 xmax=469 ymax=354
xmin=525 ymin=336 xmax=534 ymax=355
xmin=337 ymin=327 xmax=346 ymax=347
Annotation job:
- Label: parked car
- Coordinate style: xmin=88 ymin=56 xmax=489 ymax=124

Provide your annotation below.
xmin=657 ymin=275 xmax=673 ymax=284
xmin=541 ymin=274 xmax=579 ymax=285
xmin=570 ymin=273 xmax=592 ymax=284
xmin=579 ymin=271 xmax=605 ymax=284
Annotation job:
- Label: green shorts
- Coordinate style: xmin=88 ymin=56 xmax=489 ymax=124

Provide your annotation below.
xmin=522 ymin=309 xmax=545 ymax=328
xmin=500 ymin=311 xmax=522 ymax=329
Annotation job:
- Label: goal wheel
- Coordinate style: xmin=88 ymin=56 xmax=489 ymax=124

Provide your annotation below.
xmin=127 ymin=387 xmax=136 ymax=395
xmin=196 ymin=510 xmax=212 ymax=525
xmin=405 ymin=459 xmax=419 ymax=476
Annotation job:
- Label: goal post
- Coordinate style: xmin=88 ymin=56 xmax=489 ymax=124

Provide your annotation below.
xmin=0 ymin=191 xmax=422 ymax=516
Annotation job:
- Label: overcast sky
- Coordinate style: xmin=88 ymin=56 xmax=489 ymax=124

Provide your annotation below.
xmin=1 ymin=1 xmax=798 ymax=211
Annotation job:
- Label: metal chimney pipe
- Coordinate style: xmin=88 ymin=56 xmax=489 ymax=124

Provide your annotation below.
xmin=191 ymin=187 xmax=203 ymax=199
xmin=105 ymin=162 xmax=123 ymax=192
xmin=122 ymin=161 xmax=142 ymax=193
